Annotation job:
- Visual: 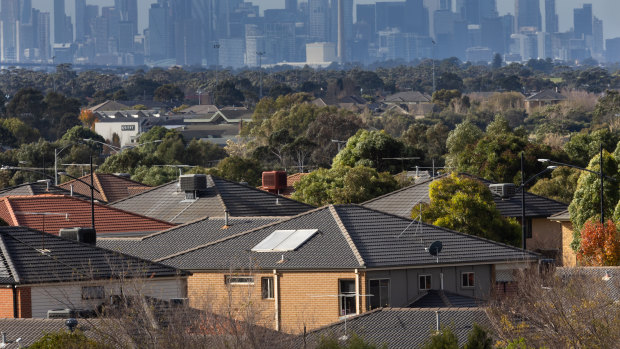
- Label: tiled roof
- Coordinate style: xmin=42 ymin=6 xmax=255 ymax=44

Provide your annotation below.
xmin=0 ymin=195 xmax=174 ymax=236
xmin=363 ymin=173 xmax=567 ymax=218
xmin=556 ymin=267 xmax=620 ymax=300
xmin=408 ymin=290 xmax=481 ymax=308
xmin=0 ymin=318 xmax=97 ymax=348
xmin=110 ymin=175 xmax=314 ymax=224
xmin=549 ymin=209 xmax=570 ymax=221
xmin=157 ymin=205 xmax=538 ymax=270
xmin=0 ymin=181 xmax=91 ymax=201
xmin=88 ymin=100 xmax=130 ymax=112
xmin=58 ymin=173 xmax=150 ymax=203
xmin=305 ymin=307 xmax=490 ymax=349
xmin=98 ymin=217 xmax=280 ymax=261
xmin=526 ymin=89 xmax=567 ymax=101
xmin=383 ymin=91 xmax=432 ymax=103
xmin=0 ymin=226 xmax=186 ymax=285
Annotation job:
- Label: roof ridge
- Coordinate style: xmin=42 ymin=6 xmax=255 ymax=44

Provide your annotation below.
xmin=2 ymin=197 xmax=19 ymax=226
xmin=108 ymin=180 xmax=178 ymax=204
xmin=155 ymin=206 xmax=330 ymax=262
xmin=329 ymin=205 xmax=365 ymax=267
xmin=211 ymin=175 xmax=314 ymax=208
xmin=361 ymin=176 xmax=440 ymax=205
xmin=139 ymin=216 xmax=211 ymax=241
xmin=92 ymin=173 xmax=107 ymax=202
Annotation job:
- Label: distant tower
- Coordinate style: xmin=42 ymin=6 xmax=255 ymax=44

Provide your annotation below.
xmin=573 ymin=4 xmax=592 ymax=39
xmin=337 ymin=0 xmax=343 ymax=63
xmin=285 ymin=0 xmax=298 ymax=12
xmin=515 ymin=0 xmax=541 ymax=32
xmin=53 ymin=0 xmax=67 ymax=43
xmin=308 ymin=0 xmax=329 ymax=42
xmin=544 ymin=0 xmax=558 ymax=33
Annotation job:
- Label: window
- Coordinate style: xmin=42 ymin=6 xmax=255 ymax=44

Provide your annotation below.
xmin=368 ymin=279 xmax=390 ymax=310
xmin=339 ymin=279 xmax=356 ymax=317
xmin=525 ymin=218 xmax=533 ymax=239
xmin=81 ymin=286 xmax=104 ymax=300
xmin=261 ymin=277 xmax=274 ymax=299
xmin=462 ymin=272 xmax=475 ymax=288
xmin=419 ymin=275 xmax=431 ymax=290
xmin=225 ymin=275 xmax=254 ymax=285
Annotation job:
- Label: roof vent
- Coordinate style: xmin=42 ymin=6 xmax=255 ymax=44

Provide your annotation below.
xmin=59 ymin=227 xmax=97 ymax=245
xmin=489 ymin=183 xmax=516 ymax=199
xmin=262 ymin=171 xmax=287 ymax=193
xmin=179 ymin=174 xmax=207 ymax=192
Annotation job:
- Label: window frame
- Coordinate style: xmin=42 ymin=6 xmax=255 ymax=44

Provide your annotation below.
xmin=338 ymin=279 xmax=356 ymax=317
xmin=367 ymin=278 xmax=390 ymax=310
xmin=461 ymin=272 xmax=475 ymax=288
xmin=261 ymin=277 xmax=274 ymax=299
xmin=419 ymin=274 xmax=431 ymax=291
xmin=81 ymin=285 xmax=105 ymax=300
xmin=225 ymin=275 xmax=255 ymax=285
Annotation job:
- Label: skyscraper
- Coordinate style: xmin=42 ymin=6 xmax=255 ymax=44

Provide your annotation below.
xmin=115 ymin=0 xmax=138 ymax=35
xmin=53 ymin=0 xmax=67 ymax=43
xmin=544 ymin=0 xmax=558 ymax=33
xmin=573 ymin=4 xmax=592 ymax=39
xmin=147 ymin=2 xmax=172 ymax=60
xmin=38 ymin=11 xmax=50 ymax=60
xmin=75 ymin=0 xmax=86 ymax=42
xmin=1 ymin=0 xmax=20 ymax=61
xmin=285 ymin=0 xmax=297 ymax=12
xmin=404 ymin=0 xmax=429 ymax=36
xmin=308 ymin=0 xmax=329 ymax=42
xmin=515 ymin=0 xmax=541 ymax=32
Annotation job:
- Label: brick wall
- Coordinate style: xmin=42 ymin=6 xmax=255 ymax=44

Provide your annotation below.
xmin=187 ymin=270 xmax=364 ymax=334
xmin=0 ymin=287 xmax=31 ymax=318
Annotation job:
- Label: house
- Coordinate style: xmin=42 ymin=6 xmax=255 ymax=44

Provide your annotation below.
xmin=363 ymin=174 xmax=568 ymax=263
xmin=0 ymin=226 xmax=188 ymax=318
xmin=87 ymin=100 xmax=131 ymax=112
xmin=525 ymin=89 xmax=567 ymax=112
xmin=382 ymin=91 xmax=432 ymax=105
xmin=0 ymin=180 xmax=91 ymax=201
xmin=304 ymin=307 xmax=490 ymax=349
xmin=0 ymin=195 xmax=174 ymax=237
xmin=58 ymin=173 xmax=151 ymax=203
xmin=0 ymin=318 xmax=97 ymax=348
xmin=131 ymin=204 xmax=536 ymax=334
xmin=548 ymin=210 xmax=577 ymax=266
xmin=110 ymin=174 xmax=314 ymax=224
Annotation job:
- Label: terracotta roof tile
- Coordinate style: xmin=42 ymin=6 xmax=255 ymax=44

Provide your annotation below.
xmin=58 ymin=173 xmax=150 ymax=202
xmin=0 ymin=195 xmax=174 ymax=235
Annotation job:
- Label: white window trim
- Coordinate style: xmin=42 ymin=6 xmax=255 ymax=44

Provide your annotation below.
xmin=419 ymin=274 xmax=431 ymax=291
xmin=461 ymin=272 xmax=475 ymax=288
xmin=225 ymin=275 xmax=255 ymax=285
xmin=261 ymin=277 xmax=274 ymax=299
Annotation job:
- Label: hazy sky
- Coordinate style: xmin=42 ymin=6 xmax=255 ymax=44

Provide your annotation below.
xmin=31 ymin=0 xmax=620 ymax=41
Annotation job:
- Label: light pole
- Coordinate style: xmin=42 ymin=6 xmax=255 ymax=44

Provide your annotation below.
xmin=55 ymin=142 xmax=80 ymax=186
xmin=197 ymin=89 xmax=203 ymax=105
xmin=519 ymin=152 xmax=557 ymax=250
xmin=538 ymin=144 xmax=616 ymax=224
xmin=257 ymin=51 xmax=265 ymax=99
xmin=431 ymin=40 xmax=436 ymax=95
xmin=82 ymin=139 xmax=162 ymax=153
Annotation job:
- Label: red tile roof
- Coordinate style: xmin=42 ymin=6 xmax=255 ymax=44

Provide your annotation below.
xmin=0 ymin=195 xmax=174 ymax=235
xmin=58 ymin=173 xmax=150 ymax=202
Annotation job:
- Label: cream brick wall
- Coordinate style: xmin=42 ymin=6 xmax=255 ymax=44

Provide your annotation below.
xmin=527 ymin=218 xmax=563 ymax=257
xmin=561 ymin=221 xmax=577 ymax=267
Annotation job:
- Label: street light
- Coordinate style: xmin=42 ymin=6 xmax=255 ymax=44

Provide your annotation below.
xmin=55 ymin=142 xmax=80 ymax=186
xmin=538 ymin=144 xmax=616 ymax=224
xmin=519 ymin=151 xmax=557 ymax=250
xmin=82 ymin=139 xmax=162 ymax=153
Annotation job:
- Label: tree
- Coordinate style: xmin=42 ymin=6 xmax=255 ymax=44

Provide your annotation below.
xmin=306 ymin=109 xmax=365 ymax=167
xmin=292 ymin=166 xmax=398 ymax=206
xmin=491 ymin=53 xmax=503 ymax=69
xmin=29 ymin=330 xmax=108 ymax=349
xmin=432 ymin=89 xmax=462 ymax=109
xmin=463 ymin=324 xmax=493 ymax=349
xmin=184 ymin=139 xmax=227 ymax=167
xmin=214 ymin=81 xmax=245 ymax=106
xmin=209 ymin=156 xmax=263 ymax=186
xmin=315 ymin=333 xmax=383 ymax=349
xmin=154 ymin=84 xmax=184 ymax=103
xmin=0 ymin=117 xmax=40 ymax=144
xmin=421 ymin=327 xmax=459 ymax=349
xmin=0 ymin=124 xmax=17 ymax=147
xmin=332 ymin=130 xmax=405 ymax=173
xmin=444 ymin=121 xmax=483 ymax=167
xmin=563 ymin=129 xmax=619 ymax=168
xmin=416 ymin=173 xmax=521 ymax=246
xmin=577 ymin=220 xmax=620 ymax=266
xmin=6 ymin=87 xmax=46 ymax=126
xmin=528 ymin=167 xmax=580 ymax=204
xmin=568 ymin=150 xmax=619 ymax=249
xmin=593 ymin=90 xmax=620 ymax=129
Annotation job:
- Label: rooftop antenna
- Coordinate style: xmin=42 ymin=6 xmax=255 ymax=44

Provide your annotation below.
xmin=15 ymin=211 xmax=69 ymax=253
xmin=398 ymin=203 xmax=443 ymax=263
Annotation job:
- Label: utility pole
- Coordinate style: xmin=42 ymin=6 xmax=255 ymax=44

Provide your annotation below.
xmin=257 ymin=51 xmax=265 ymax=99
xmin=431 ymin=40 xmax=436 ymax=95
xmin=213 ymin=42 xmax=220 ymax=105
xmin=600 ymin=143 xmax=604 ymax=224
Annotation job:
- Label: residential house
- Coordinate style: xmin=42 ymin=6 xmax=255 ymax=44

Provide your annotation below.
xmin=110 ymin=174 xmax=314 ymax=224
xmin=0 ymin=195 xmax=174 ymax=237
xmin=0 ymin=180 xmax=91 ymax=201
xmin=0 ymin=318 xmax=97 ymax=347
xmin=548 ymin=210 xmax=577 ymax=266
xmin=58 ymin=173 xmax=151 ymax=203
xmin=87 ymin=100 xmax=131 ymax=112
xmin=363 ymin=174 xmax=568 ymax=263
xmin=305 ymin=307 xmax=490 ymax=349
xmin=0 ymin=226 xmax=187 ymax=318
xmin=119 ymin=204 xmax=536 ymax=334
xmin=525 ymin=89 xmax=567 ymax=113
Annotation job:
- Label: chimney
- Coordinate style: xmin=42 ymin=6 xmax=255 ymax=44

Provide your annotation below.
xmin=70 ymin=184 xmax=74 ymax=196
xmin=222 ymin=210 xmax=230 ymax=229
xmin=435 ymin=310 xmax=441 ymax=332
xmin=1 ymin=332 xmax=6 ymax=345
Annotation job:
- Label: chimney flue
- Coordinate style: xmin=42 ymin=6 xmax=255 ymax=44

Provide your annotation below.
xmin=435 ymin=310 xmax=441 ymax=332
xmin=1 ymin=332 xmax=6 ymax=344
xmin=224 ymin=210 xmax=229 ymax=226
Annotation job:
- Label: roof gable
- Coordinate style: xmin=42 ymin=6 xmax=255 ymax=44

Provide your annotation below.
xmin=58 ymin=173 xmax=150 ymax=203
xmin=0 ymin=226 xmax=185 ymax=285
xmin=526 ymin=89 xmax=567 ymax=101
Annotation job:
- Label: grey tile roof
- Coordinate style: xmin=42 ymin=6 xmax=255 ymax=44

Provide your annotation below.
xmin=0 ymin=226 xmax=187 ymax=285
xmin=0 ymin=182 xmax=91 ymax=201
xmin=157 ymin=205 xmax=538 ymax=271
xmin=305 ymin=308 xmax=491 ymax=349
xmin=556 ymin=267 xmax=620 ymax=300
xmin=383 ymin=91 xmax=432 ymax=103
xmin=0 ymin=318 xmax=97 ymax=348
xmin=549 ymin=209 xmax=570 ymax=221
xmin=363 ymin=173 xmax=567 ymax=219
xmin=408 ymin=290 xmax=482 ymax=308
xmin=98 ymin=217 xmax=280 ymax=261
xmin=526 ymin=90 xmax=567 ymax=101
xmin=110 ymin=175 xmax=314 ymax=224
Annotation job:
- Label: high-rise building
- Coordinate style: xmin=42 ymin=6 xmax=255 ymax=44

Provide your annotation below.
xmin=115 ymin=0 xmax=138 ymax=35
xmin=1 ymin=0 xmax=20 ymax=61
xmin=592 ymin=16 xmax=603 ymax=56
xmin=53 ymin=0 xmax=67 ymax=43
xmin=404 ymin=0 xmax=429 ymax=36
xmin=606 ymin=37 xmax=620 ymax=63
xmin=515 ymin=0 xmax=541 ymax=32
xmin=573 ymin=4 xmax=592 ymax=39
xmin=75 ymin=0 xmax=86 ymax=42
xmin=285 ymin=0 xmax=297 ymax=12
xmin=147 ymin=2 xmax=172 ymax=60
xmin=544 ymin=0 xmax=558 ymax=33
xmin=308 ymin=0 xmax=329 ymax=42
xmin=20 ymin=0 xmax=32 ymax=23
xmin=376 ymin=1 xmax=405 ymax=32
xmin=38 ymin=11 xmax=50 ymax=60
xmin=356 ymin=4 xmax=375 ymax=40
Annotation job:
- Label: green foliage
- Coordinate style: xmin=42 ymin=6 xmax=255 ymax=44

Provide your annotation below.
xmin=154 ymin=84 xmax=184 ymax=102
xmin=316 ymin=333 xmax=384 ymax=349
xmin=131 ymin=165 xmax=179 ymax=187
xmin=417 ymin=173 xmax=521 ymax=246
xmin=0 ymin=117 xmax=40 ymax=144
xmin=400 ymin=122 xmax=451 ymax=166
xmin=445 ymin=121 xmax=483 ymax=167
xmin=421 ymin=327 xmax=459 ymax=349
xmin=432 ymin=89 xmax=462 ymax=109
xmin=29 ymin=330 xmax=108 ymax=349
xmin=463 ymin=324 xmax=494 ymax=349
xmin=569 ymin=151 xmax=620 ymax=249
xmin=209 ymin=156 xmax=263 ymax=186
xmin=564 ymin=129 xmax=619 ymax=167
xmin=60 ymin=126 xmax=105 ymax=145
xmin=0 ymin=124 xmax=17 ymax=147
xmin=529 ymin=167 xmax=580 ymax=204
xmin=214 ymin=80 xmax=245 ymax=106
xmin=593 ymin=90 xmax=620 ymax=126
xmin=332 ymin=130 xmax=405 ymax=173
xmin=292 ymin=166 xmax=398 ymax=206
xmin=501 ymin=338 xmax=530 ymax=349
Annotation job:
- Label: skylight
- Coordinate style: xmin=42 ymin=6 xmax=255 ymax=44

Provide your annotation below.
xmin=251 ymin=229 xmax=318 ymax=252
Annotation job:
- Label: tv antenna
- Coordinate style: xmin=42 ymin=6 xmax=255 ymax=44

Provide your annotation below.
xmin=398 ymin=203 xmax=443 ymax=263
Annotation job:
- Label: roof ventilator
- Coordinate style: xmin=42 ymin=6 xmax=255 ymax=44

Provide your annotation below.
xmin=489 ymin=183 xmax=516 ymax=199
xmin=179 ymin=174 xmax=207 ymax=201
xmin=59 ymin=227 xmax=97 ymax=245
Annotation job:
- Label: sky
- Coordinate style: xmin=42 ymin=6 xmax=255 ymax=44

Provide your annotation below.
xmin=31 ymin=0 xmax=620 ymax=41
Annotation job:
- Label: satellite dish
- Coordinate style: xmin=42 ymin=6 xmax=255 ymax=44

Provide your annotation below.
xmin=428 ymin=241 xmax=443 ymax=257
